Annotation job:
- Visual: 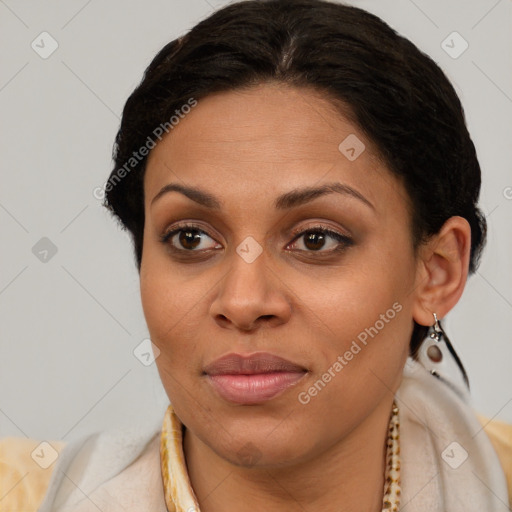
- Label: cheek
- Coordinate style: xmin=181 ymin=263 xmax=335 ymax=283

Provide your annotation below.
xmin=140 ymin=238 xmax=200 ymax=338
xmin=141 ymin=268 xmax=205 ymax=407
xmin=293 ymin=286 xmax=411 ymax=434
xmin=139 ymin=250 xmax=201 ymax=376
xmin=296 ymin=239 xmax=415 ymax=390
xmin=141 ymin=277 xmax=201 ymax=357
xmin=300 ymin=245 xmax=411 ymax=338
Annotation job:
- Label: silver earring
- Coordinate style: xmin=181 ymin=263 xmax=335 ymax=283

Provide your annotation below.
xmin=416 ymin=312 xmax=470 ymax=395
xmin=426 ymin=313 xmax=443 ymax=364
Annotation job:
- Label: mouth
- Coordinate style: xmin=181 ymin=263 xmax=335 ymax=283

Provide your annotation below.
xmin=203 ymin=352 xmax=308 ymax=405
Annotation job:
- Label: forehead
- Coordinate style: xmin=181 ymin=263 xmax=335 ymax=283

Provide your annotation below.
xmin=144 ymin=83 xmax=402 ymax=213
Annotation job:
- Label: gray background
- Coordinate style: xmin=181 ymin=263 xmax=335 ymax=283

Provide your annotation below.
xmin=1 ymin=0 xmax=511 ymax=443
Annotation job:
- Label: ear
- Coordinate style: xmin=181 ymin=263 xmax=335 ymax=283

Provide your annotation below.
xmin=412 ymin=216 xmax=472 ymax=326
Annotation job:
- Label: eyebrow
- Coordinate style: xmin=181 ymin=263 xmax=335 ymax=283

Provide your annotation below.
xmin=150 ymin=182 xmax=374 ymax=211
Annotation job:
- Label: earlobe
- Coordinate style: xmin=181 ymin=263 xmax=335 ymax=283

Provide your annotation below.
xmin=412 ymin=216 xmax=471 ymax=326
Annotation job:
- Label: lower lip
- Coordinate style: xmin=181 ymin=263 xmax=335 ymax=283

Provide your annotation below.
xmin=207 ymin=372 xmax=306 ymax=404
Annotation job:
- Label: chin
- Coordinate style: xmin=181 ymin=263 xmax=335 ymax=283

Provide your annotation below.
xmin=200 ymin=411 xmax=317 ymax=468
xmin=218 ymin=435 xmax=309 ymax=469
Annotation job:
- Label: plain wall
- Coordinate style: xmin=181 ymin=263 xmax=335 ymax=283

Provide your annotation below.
xmin=1 ymin=0 xmax=511 ymax=442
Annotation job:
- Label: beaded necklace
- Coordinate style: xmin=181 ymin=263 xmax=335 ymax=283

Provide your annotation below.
xmin=382 ymin=401 xmax=401 ymax=511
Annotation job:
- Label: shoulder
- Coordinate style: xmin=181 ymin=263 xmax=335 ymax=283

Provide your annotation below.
xmin=1 ymin=412 xmax=166 ymax=512
xmin=476 ymin=413 xmax=512 ymax=505
xmin=0 ymin=436 xmax=66 ymax=512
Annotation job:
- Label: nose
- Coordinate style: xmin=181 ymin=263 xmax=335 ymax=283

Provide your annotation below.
xmin=209 ymin=245 xmax=292 ymax=332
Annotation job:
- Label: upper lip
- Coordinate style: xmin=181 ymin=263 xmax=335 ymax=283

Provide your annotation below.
xmin=203 ymin=352 xmax=307 ymax=376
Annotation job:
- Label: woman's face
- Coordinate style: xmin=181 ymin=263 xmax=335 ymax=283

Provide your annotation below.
xmin=141 ymin=83 xmax=419 ymax=467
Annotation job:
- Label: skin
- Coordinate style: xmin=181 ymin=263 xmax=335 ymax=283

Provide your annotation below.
xmin=140 ymin=82 xmax=471 ymax=512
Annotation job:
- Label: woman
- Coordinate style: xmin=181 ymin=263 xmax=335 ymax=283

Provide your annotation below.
xmin=2 ymin=0 xmax=511 ymax=510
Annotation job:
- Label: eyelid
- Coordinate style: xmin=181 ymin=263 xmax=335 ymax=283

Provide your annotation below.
xmin=286 ymin=224 xmax=353 ymax=253
xmin=288 ymin=222 xmax=352 ymax=240
xmin=159 ymin=221 xmax=219 ymax=245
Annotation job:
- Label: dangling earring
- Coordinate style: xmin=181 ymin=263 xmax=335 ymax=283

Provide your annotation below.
xmin=418 ymin=312 xmax=470 ymax=391
xmin=426 ymin=312 xmax=443 ymax=366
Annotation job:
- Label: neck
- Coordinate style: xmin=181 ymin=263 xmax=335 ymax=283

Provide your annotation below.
xmin=182 ymin=397 xmax=393 ymax=512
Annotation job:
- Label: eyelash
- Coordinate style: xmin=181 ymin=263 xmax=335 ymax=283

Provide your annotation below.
xmin=159 ymin=222 xmax=353 ymax=257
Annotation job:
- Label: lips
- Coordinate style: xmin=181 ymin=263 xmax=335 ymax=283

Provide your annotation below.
xmin=204 ymin=352 xmax=306 ymax=375
xmin=203 ymin=352 xmax=307 ymax=404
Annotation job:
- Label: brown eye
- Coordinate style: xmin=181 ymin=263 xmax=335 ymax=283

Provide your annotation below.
xmin=160 ymin=225 xmax=220 ymax=252
xmin=289 ymin=227 xmax=353 ymax=253
xmin=178 ymin=229 xmax=202 ymax=250
xmin=303 ymin=232 xmax=327 ymax=251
